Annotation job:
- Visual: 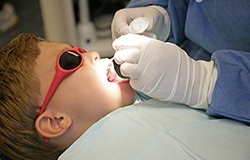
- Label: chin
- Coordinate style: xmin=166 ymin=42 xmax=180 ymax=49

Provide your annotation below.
xmin=119 ymin=83 xmax=137 ymax=106
xmin=98 ymin=58 xmax=137 ymax=105
xmin=106 ymin=63 xmax=135 ymax=96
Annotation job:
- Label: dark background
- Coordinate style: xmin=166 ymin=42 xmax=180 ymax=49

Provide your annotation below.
xmin=0 ymin=0 xmax=44 ymax=48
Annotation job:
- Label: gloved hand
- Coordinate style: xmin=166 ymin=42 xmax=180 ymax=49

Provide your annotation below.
xmin=111 ymin=5 xmax=171 ymax=41
xmin=112 ymin=34 xmax=218 ymax=109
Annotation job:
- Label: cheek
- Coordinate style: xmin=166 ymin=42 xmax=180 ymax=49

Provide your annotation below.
xmin=56 ymin=80 xmax=107 ymax=119
xmin=55 ymin=65 xmax=136 ymax=120
xmin=58 ymin=67 xmax=108 ymax=107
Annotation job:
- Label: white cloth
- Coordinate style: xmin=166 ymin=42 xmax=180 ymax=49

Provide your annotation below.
xmin=59 ymin=99 xmax=250 ymax=160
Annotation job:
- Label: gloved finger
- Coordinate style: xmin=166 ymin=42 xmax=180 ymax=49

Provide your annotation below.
xmin=120 ymin=63 xmax=141 ymax=79
xmin=142 ymin=6 xmax=171 ymax=41
xmin=141 ymin=31 xmax=157 ymax=39
xmin=112 ymin=34 xmax=151 ymax=50
xmin=112 ymin=22 xmax=130 ymax=39
xmin=113 ymin=48 xmax=140 ymax=65
xmin=141 ymin=6 xmax=162 ymax=32
xmin=111 ymin=9 xmax=132 ymax=39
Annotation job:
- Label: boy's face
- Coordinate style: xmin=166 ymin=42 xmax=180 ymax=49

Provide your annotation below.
xmin=35 ymin=41 xmax=136 ymax=139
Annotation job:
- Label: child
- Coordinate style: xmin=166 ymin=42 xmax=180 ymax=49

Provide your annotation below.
xmin=0 ymin=33 xmax=143 ymax=159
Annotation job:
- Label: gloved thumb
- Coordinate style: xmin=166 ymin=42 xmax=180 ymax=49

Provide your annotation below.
xmin=112 ymin=34 xmax=151 ymax=50
xmin=112 ymin=34 xmax=152 ymax=65
xmin=113 ymin=48 xmax=140 ymax=65
xmin=120 ymin=63 xmax=140 ymax=79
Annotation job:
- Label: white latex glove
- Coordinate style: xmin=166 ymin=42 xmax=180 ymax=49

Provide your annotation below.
xmin=111 ymin=5 xmax=171 ymax=41
xmin=112 ymin=34 xmax=218 ymax=109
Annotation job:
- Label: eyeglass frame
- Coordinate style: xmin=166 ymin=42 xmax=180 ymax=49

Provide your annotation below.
xmin=38 ymin=46 xmax=86 ymax=142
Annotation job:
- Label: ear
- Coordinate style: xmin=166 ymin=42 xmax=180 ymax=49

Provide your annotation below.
xmin=35 ymin=111 xmax=72 ymax=139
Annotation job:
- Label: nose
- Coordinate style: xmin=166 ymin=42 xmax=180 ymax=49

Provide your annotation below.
xmin=83 ymin=51 xmax=100 ymax=63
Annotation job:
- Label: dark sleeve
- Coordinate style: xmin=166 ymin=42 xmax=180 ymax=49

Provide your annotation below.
xmin=207 ymin=50 xmax=250 ymax=124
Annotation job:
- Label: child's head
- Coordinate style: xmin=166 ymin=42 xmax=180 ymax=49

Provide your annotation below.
xmin=0 ymin=33 xmax=136 ymax=159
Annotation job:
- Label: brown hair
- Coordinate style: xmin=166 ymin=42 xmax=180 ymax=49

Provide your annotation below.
xmin=0 ymin=33 xmax=64 ymax=160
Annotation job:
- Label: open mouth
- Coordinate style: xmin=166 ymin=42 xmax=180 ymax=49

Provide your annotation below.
xmin=106 ymin=60 xmax=128 ymax=83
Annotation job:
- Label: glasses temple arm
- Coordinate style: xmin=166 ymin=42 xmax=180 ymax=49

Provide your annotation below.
xmin=39 ymin=72 xmax=65 ymax=115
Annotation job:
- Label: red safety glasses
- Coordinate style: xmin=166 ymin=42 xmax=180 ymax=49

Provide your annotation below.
xmin=38 ymin=46 xmax=86 ymax=142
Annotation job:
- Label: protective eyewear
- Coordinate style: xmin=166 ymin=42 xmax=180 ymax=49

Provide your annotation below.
xmin=38 ymin=46 xmax=86 ymax=142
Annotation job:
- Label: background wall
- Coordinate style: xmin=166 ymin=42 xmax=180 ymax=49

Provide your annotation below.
xmin=0 ymin=0 xmax=128 ymax=57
